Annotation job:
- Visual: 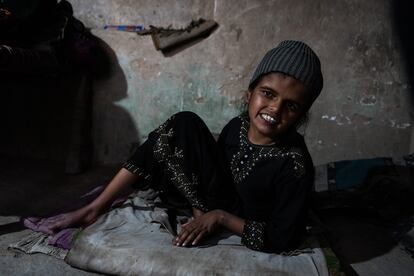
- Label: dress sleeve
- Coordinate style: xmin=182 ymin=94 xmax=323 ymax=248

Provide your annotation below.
xmin=122 ymin=131 xmax=158 ymax=189
xmin=241 ymin=155 xmax=314 ymax=253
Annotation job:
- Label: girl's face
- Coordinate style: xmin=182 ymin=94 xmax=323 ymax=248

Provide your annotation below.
xmin=247 ymin=72 xmax=310 ymax=145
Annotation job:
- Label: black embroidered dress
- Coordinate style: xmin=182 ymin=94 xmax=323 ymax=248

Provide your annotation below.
xmin=123 ymin=111 xmax=314 ymax=253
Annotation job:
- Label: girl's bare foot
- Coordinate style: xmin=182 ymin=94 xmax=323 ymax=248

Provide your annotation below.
xmin=48 ymin=205 xmax=99 ymax=233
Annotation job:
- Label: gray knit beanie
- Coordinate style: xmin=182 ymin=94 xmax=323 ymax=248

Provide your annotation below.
xmin=249 ymin=40 xmax=323 ymax=101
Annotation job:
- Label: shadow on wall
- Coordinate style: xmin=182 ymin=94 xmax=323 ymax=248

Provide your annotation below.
xmin=90 ymin=36 xmax=141 ymax=166
xmin=0 ymin=20 xmax=139 ymax=173
xmin=392 ymin=1 xmax=414 ymax=110
xmin=0 ymin=36 xmax=139 ymax=221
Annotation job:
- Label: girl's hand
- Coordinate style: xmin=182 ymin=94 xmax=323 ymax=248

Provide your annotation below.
xmin=173 ymin=210 xmax=223 ymax=247
xmin=192 ymin=207 xmax=204 ymax=219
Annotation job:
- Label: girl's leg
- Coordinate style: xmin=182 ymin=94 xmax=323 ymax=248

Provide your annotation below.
xmin=124 ymin=111 xmax=238 ymax=212
xmin=49 ymin=111 xmax=238 ymax=232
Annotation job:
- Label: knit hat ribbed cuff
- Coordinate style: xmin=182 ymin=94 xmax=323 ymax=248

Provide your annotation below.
xmin=249 ymin=40 xmax=323 ymax=101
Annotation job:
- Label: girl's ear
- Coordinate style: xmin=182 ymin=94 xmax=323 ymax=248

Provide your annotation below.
xmin=246 ymin=90 xmax=252 ymax=103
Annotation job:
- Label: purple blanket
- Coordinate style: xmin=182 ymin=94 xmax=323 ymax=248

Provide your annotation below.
xmin=23 ymin=185 xmax=128 ymax=250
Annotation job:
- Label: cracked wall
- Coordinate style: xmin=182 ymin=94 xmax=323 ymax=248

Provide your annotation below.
xmin=69 ymin=0 xmax=413 ymax=165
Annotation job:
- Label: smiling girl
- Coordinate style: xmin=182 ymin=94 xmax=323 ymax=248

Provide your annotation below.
xmin=50 ymin=40 xmax=323 ymax=253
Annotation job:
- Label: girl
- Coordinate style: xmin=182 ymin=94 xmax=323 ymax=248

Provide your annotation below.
xmin=50 ymin=40 xmax=323 ymax=253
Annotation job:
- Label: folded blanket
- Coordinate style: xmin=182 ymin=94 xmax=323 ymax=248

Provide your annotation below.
xmin=8 ymin=231 xmax=69 ymax=259
xmin=66 ymin=192 xmax=329 ymax=276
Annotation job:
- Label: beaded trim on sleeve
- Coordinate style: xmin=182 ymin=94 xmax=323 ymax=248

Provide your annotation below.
xmin=152 ymin=116 xmax=208 ymax=212
xmin=230 ymin=116 xmax=306 ymax=184
xmin=122 ymin=161 xmax=151 ymax=180
xmin=287 ymin=148 xmax=306 ymax=178
xmin=241 ymin=220 xmax=266 ymax=251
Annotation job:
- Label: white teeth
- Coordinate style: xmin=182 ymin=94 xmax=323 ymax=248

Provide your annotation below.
xmin=260 ymin=113 xmax=277 ymax=124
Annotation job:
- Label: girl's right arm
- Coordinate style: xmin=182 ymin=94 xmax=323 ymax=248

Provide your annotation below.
xmin=49 ymin=168 xmax=138 ymax=232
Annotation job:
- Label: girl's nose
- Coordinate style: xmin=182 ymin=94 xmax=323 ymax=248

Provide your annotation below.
xmin=269 ymin=98 xmax=282 ymax=113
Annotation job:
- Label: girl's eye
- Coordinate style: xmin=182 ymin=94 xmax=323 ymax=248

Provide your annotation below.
xmin=261 ymin=90 xmax=273 ymax=98
xmin=286 ymin=102 xmax=299 ymax=111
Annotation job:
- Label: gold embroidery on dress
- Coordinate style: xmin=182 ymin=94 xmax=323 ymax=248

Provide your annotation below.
xmin=153 ymin=116 xmax=208 ymax=212
xmin=242 ymin=220 xmax=266 ymax=250
xmin=230 ymin=116 xmax=306 ymax=184
xmin=122 ymin=162 xmax=151 ymax=180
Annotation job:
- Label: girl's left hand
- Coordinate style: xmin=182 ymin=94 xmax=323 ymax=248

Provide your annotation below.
xmin=173 ymin=210 xmax=222 ymax=247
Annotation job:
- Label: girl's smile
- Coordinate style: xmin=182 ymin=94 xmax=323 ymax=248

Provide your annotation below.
xmin=247 ymin=72 xmax=310 ymax=145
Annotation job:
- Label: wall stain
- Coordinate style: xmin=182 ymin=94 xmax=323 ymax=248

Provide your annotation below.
xmin=360 ymin=95 xmax=377 ymax=105
xmin=352 ymin=114 xmax=372 ymax=125
xmin=321 ymin=114 xmax=353 ymax=125
xmin=388 ymin=119 xmax=411 ymax=129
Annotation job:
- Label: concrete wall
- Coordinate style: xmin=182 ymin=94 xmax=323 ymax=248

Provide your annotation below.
xmin=69 ymin=0 xmax=413 ymax=165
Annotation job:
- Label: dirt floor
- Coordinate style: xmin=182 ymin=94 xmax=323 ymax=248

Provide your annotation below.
xmin=0 ymin=156 xmax=118 ymax=275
